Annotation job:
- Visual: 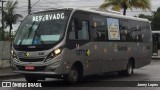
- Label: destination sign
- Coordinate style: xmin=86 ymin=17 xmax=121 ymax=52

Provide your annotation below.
xmin=32 ymin=13 xmax=65 ymax=22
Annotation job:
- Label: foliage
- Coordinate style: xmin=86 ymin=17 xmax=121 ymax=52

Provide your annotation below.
xmin=0 ymin=26 xmax=14 ymax=41
xmin=3 ymin=0 xmax=22 ymax=41
xmin=138 ymin=14 xmax=153 ymax=21
xmin=99 ymin=0 xmax=151 ymax=15
xmin=152 ymin=7 xmax=160 ymax=30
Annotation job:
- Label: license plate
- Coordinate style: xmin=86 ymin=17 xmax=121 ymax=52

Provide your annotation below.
xmin=25 ymin=66 xmax=35 ymax=70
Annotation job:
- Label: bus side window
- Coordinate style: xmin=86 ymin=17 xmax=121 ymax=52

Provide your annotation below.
xmin=142 ymin=22 xmax=151 ymax=42
xmin=130 ymin=21 xmax=142 ymax=42
xmin=78 ymin=21 xmax=89 ymax=40
xmin=119 ymin=19 xmax=130 ymax=41
xmin=91 ymin=15 xmax=106 ymax=41
xmin=69 ymin=19 xmax=89 ymax=40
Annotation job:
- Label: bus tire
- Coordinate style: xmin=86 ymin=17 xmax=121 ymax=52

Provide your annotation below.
xmin=64 ymin=66 xmax=81 ymax=84
xmin=119 ymin=60 xmax=134 ymax=76
xmin=25 ymin=76 xmax=38 ymax=83
xmin=125 ymin=60 xmax=134 ymax=76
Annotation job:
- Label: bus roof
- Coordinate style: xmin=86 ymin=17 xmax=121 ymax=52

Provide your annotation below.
xmin=73 ymin=8 xmax=150 ymax=23
xmin=32 ymin=8 xmax=150 ymax=23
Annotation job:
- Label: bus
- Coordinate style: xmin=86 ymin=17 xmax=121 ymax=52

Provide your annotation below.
xmin=11 ymin=8 xmax=152 ymax=83
xmin=152 ymin=31 xmax=160 ymax=58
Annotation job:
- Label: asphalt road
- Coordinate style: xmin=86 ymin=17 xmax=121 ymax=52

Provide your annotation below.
xmin=1 ymin=59 xmax=160 ymax=90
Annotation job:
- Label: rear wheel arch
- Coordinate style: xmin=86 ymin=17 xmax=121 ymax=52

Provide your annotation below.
xmin=129 ymin=57 xmax=135 ymax=69
xmin=118 ymin=57 xmax=135 ymax=76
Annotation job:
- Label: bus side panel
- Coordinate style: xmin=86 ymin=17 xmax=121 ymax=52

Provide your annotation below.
xmin=134 ymin=24 xmax=152 ymax=69
xmin=65 ymin=41 xmax=102 ymax=76
xmin=100 ymin=42 xmax=116 ymax=73
xmin=101 ymin=42 xmax=128 ymax=73
xmin=135 ymin=43 xmax=152 ymax=68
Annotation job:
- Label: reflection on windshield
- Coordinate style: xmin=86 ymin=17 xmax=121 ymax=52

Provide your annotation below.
xmin=14 ymin=10 xmax=70 ymax=45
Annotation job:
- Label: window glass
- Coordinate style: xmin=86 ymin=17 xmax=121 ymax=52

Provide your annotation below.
xmin=130 ymin=21 xmax=142 ymax=42
xmin=119 ymin=19 xmax=130 ymax=41
xmin=120 ymin=20 xmax=150 ymax=42
xmin=69 ymin=20 xmax=89 ymax=40
xmin=78 ymin=21 xmax=89 ymax=40
xmin=69 ymin=20 xmax=76 ymax=39
xmin=141 ymin=22 xmax=151 ymax=42
xmin=91 ymin=15 xmax=107 ymax=41
xmin=14 ymin=10 xmax=70 ymax=45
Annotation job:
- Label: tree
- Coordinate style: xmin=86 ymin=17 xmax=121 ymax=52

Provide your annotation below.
xmin=152 ymin=7 xmax=160 ymax=30
xmin=138 ymin=14 xmax=153 ymax=21
xmin=3 ymin=0 xmax=23 ymax=41
xmin=99 ymin=0 xmax=151 ymax=15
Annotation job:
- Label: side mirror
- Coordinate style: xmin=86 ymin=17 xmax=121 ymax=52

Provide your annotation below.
xmin=75 ymin=19 xmax=82 ymax=30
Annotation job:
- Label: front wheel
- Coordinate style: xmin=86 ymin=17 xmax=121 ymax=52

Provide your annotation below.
xmin=63 ymin=66 xmax=82 ymax=84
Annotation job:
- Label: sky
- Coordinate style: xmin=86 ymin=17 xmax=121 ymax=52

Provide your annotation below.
xmin=14 ymin=0 xmax=160 ymax=16
xmin=1 ymin=0 xmax=160 ymax=32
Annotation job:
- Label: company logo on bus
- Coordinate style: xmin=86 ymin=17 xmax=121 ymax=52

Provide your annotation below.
xmin=114 ymin=44 xmax=127 ymax=52
xmin=76 ymin=49 xmax=91 ymax=56
xmin=24 ymin=52 xmax=31 ymax=57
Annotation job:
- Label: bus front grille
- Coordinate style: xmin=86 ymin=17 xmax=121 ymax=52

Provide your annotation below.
xmin=19 ymin=58 xmax=44 ymax=62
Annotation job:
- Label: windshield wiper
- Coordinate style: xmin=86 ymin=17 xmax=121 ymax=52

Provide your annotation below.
xmin=27 ymin=21 xmax=36 ymax=38
xmin=32 ymin=13 xmax=47 ymax=45
xmin=19 ymin=13 xmax=46 ymax=45
xmin=18 ymin=21 xmax=36 ymax=45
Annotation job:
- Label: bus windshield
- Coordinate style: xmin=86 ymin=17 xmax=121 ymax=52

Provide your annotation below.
xmin=14 ymin=10 xmax=70 ymax=45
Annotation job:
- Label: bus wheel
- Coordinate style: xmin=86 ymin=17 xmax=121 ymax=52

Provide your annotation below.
xmin=119 ymin=61 xmax=134 ymax=76
xmin=125 ymin=61 xmax=134 ymax=76
xmin=25 ymin=76 xmax=38 ymax=83
xmin=65 ymin=66 xmax=80 ymax=84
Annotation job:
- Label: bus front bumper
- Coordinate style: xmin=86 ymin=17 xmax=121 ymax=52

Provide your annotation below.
xmin=13 ymin=70 xmax=58 ymax=75
xmin=11 ymin=60 xmax=69 ymax=78
xmin=13 ymin=70 xmax=67 ymax=79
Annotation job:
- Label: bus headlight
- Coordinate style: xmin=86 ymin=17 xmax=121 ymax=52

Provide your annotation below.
xmin=54 ymin=48 xmax=61 ymax=55
xmin=11 ymin=50 xmax=19 ymax=62
xmin=45 ymin=48 xmax=62 ymax=62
